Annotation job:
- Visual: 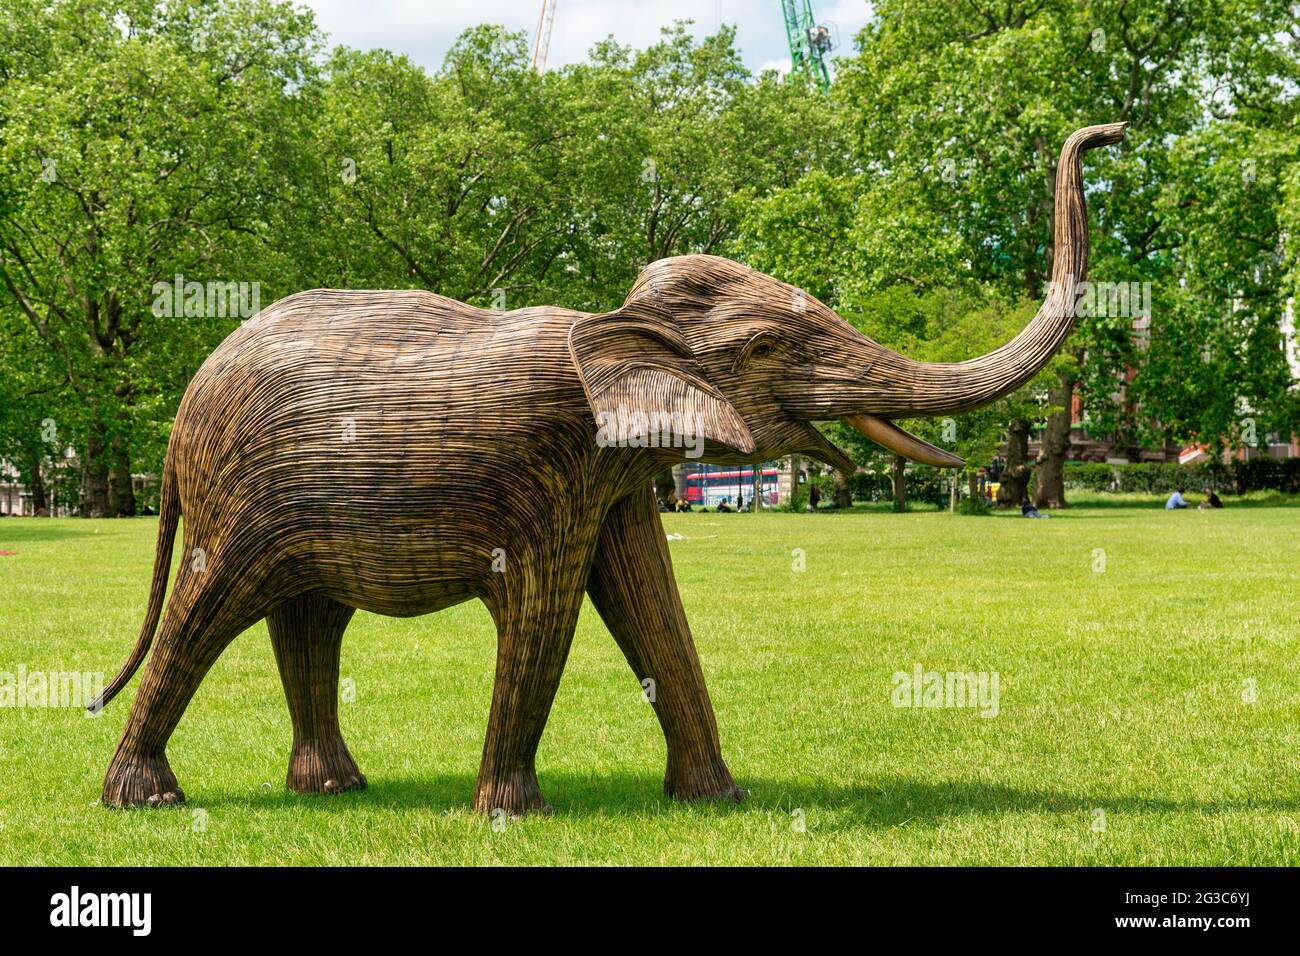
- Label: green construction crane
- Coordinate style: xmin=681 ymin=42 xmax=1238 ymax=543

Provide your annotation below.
xmin=779 ymin=0 xmax=835 ymax=91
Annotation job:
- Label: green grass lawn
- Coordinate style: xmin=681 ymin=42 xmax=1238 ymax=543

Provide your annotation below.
xmin=1 ymin=499 xmax=1297 ymax=865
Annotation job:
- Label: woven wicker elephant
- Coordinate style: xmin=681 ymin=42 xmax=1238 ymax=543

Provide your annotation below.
xmin=94 ymin=123 xmax=1124 ymax=814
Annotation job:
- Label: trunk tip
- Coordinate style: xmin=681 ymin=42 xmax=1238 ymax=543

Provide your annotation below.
xmin=1071 ymin=122 xmax=1127 ymax=153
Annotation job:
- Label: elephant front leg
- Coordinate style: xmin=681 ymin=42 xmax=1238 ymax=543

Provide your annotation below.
xmin=588 ymin=485 xmax=743 ymax=803
xmin=269 ymin=593 xmax=365 ymax=795
xmin=474 ymin=571 xmax=586 ymax=816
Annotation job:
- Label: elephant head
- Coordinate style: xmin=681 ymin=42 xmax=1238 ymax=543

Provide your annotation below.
xmin=570 ymin=123 xmax=1126 ymax=470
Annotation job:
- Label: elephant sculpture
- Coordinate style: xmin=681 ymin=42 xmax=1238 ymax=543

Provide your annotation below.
xmin=94 ymin=123 xmax=1125 ymax=814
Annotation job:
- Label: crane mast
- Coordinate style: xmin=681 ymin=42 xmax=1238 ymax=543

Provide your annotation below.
xmin=531 ymin=0 xmax=558 ymax=73
xmin=780 ymin=0 xmax=834 ymax=91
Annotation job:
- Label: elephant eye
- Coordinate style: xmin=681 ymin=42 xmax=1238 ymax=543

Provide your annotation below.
xmin=732 ymin=331 xmax=782 ymax=374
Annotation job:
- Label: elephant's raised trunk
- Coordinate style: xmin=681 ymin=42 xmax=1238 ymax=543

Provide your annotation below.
xmin=866 ymin=122 xmax=1126 ymax=419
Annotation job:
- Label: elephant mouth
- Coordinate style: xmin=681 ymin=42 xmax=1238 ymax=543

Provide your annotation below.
xmin=792 ymin=415 xmax=964 ymax=474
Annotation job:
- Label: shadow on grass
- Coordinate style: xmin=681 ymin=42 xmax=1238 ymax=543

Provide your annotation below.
xmin=189 ymin=771 xmax=1300 ymax=828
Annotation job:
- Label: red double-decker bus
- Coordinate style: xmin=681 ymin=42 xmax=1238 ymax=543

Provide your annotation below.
xmin=684 ymin=465 xmax=780 ymax=507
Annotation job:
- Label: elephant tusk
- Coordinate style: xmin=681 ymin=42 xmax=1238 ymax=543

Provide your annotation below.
xmin=843 ymin=414 xmax=965 ymax=468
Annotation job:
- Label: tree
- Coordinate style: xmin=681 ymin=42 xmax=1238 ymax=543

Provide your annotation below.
xmin=1121 ymin=123 xmax=1300 ymax=455
xmin=848 ymin=286 xmax=1061 ymax=506
xmin=835 ymin=0 xmax=1217 ymax=506
xmin=0 ymin=304 xmax=63 ymax=512
xmin=0 ymin=0 xmax=320 ymax=514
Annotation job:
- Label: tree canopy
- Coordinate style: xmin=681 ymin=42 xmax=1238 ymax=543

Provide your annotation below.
xmin=1 ymin=0 xmax=1296 ymax=513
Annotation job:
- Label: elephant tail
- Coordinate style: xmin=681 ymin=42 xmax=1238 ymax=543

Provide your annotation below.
xmin=89 ymin=453 xmax=181 ymax=712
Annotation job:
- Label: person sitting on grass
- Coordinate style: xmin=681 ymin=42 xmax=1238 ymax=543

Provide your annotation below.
xmin=1021 ymin=502 xmax=1049 ymax=519
xmin=1198 ymin=486 xmax=1224 ymax=509
xmin=1165 ymin=486 xmax=1189 ymax=510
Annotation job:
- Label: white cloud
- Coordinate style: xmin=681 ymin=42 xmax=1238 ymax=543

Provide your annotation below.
xmin=299 ymin=0 xmax=872 ymax=75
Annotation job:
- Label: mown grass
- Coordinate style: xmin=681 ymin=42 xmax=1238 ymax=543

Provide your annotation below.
xmin=1 ymin=500 xmax=1297 ymax=865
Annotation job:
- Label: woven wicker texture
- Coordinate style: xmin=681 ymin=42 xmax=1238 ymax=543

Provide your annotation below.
xmin=95 ymin=124 xmax=1125 ymax=813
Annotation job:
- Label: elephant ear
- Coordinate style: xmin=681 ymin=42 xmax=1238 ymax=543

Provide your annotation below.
xmin=568 ymin=300 xmax=755 ymax=455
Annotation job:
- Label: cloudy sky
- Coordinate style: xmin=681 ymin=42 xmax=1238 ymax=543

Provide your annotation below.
xmin=299 ymin=1 xmax=874 ymax=76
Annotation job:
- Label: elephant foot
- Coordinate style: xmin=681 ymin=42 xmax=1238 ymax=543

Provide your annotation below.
xmin=102 ymin=748 xmax=186 ymax=808
xmin=286 ymin=737 xmax=367 ymax=795
xmin=665 ymin=757 xmax=747 ymax=803
xmin=472 ymin=768 xmax=553 ymax=817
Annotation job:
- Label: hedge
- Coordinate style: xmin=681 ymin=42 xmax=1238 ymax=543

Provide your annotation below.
xmin=846 ymin=468 xmax=947 ymax=505
xmin=1063 ymin=458 xmax=1300 ymax=494
xmin=804 ymin=456 xmax=1298 ymax=507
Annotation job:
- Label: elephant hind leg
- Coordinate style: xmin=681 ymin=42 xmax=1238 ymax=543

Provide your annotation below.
xmin=269 ymin=592 xmax=364 ymax=795
xmin=102 ymin=573 xmax=259 ymax=808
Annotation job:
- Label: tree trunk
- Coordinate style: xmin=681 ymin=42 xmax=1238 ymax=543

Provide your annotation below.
xmin=1000 ymin=419 xmax=1032 ymax=508
xmin=967 ymin=470 xmax=979 ymax=504
xmin=787 ymin=453 xmax=801 ymax=509
xmin=671 ymin=463 xmax=688 ymax=505
xmin=81 ymin=428 xmax=110 ymax=518
xmin=107 ymin=434 xmax=136 ymax=517
xmin=751 ymin=463 xmax=762 ymax=512
xmin=654 ymin=468 xmax=676 ymax=507
xmin=833 ymin=468 xmax=852 ymax=509
xmin=1034 ymin=372 xmax=1075 ymax=509
xmin=29 ymin=459 xmax=47 ymax=514
xmin=19 ymin=442 xmax=48 ymax=514
xmin=890 ymin=455 xmax=907 ymax=512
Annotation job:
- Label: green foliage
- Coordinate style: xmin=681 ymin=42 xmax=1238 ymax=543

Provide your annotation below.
xmin=1119 ymin=120 xmax=1300 ymax=451
xmin=846 ymin=465 xmax=947 ymax=506
xmin=1114 ymin=463 xmax=1213 ymax=495
xmin=0 ymin=10 xmax=847 ymax=498
xmin=957 ymin=496 xmax=991 ymax=516
xmin=1060 ymin=462 xmax=1117 ymax=492
xmin=0 ymin=0 xmax=322 ymax=494
xmin=754 ymin=0 xmax=1300 ymax=471
xmin=846 ymin=470 xmax=892 ymax=502
xmin=781 ymin=477 xmax=810 ymax=513
xmin=1 ymin=0 xmax=1297 ymax=512
xmin=1233 ymin=456 xmax=1300 ymax=493
xmin=1062 ymin=458 xmax=1300 ymax=494
xmin=842 ymin=285 xmax=1060 ymax=480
